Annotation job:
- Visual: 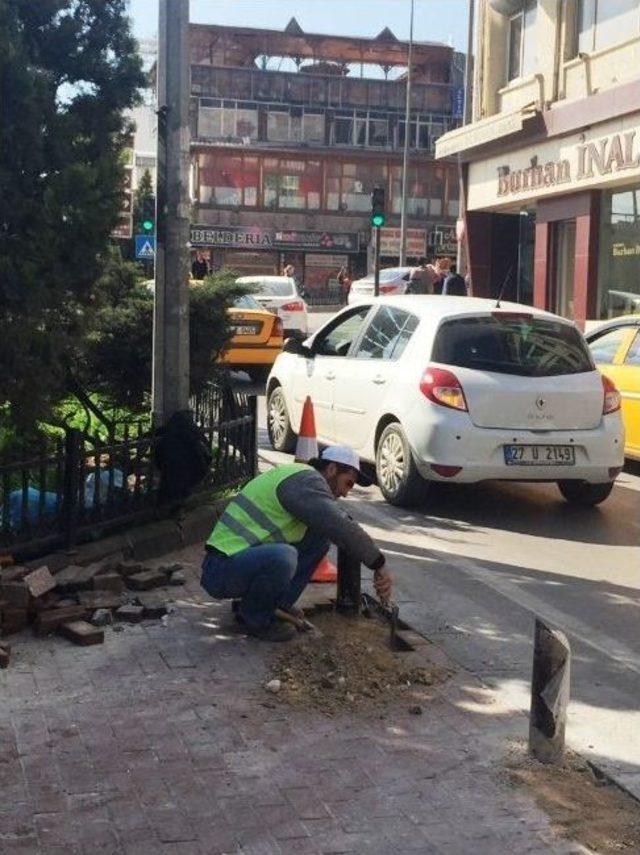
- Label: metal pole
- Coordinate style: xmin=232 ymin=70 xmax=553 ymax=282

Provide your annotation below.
xmin=399 ymin=0 xmax=415 ymax=267
xmin=336 ymin=547 xmax=361 ymax=615
xmin=152 ymin=0 xmax=191 ymax=426
xmin=374 ymin=226 xmax=381 ymax=296
xmin=456 ymin=0 xmax=475 ymax=273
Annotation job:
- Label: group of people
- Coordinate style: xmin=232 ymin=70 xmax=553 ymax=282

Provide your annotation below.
xmin=408 ymin=257 xmax=468 ymax=296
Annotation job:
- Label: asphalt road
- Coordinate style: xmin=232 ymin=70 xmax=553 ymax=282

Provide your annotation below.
xmin=249 ymin=356 xmax=640 ymax=796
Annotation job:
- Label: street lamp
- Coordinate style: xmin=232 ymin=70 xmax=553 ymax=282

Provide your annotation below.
xmin=399 ymin=0 xmax=415 ymax=267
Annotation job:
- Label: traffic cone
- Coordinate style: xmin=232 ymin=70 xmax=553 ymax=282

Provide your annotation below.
xmin=294 ymin=395 xmax=318 ymax=462
xmin=310 ymin=555 xmax=338 ymax=583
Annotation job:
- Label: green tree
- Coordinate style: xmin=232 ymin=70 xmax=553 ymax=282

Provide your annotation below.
xmin=0 ymin=0 xmax=145 ymax=431
xmin=82 ymin=269 xmax=250 ymax=412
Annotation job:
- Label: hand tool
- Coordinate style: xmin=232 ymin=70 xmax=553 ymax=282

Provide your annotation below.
xmin=274 ymin=607 xmax=321 ymax=635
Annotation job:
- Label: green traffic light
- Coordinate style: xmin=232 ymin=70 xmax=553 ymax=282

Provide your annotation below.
xmin=371 ymin=214 xmax=385 ymax=228
xmin=142 ymin=219 xmax=154 ymax=232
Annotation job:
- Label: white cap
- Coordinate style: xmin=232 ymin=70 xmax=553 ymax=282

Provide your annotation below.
xmin=317 ymin=445 xmax=371 ymax=486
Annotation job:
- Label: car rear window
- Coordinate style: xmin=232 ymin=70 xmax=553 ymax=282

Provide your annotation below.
xmin=234 ymin=294 xmax=262 ymax=310
xmin=432 ymin=315 xmax=595 ymax=376
xmin=254 ymin=278 xmax=296 ymax=297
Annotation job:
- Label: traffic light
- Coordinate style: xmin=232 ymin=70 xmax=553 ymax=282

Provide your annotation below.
xmin=370 ymin=186 xmax=386 ymax=228
xmin=141 ymin=196 xmax=155 ymax=233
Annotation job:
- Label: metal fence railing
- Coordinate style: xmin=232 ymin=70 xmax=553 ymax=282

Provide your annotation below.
xmin=0 ymin=383 xmax=257 ymax=558
xmin=303 ymin=285 xmax=348 ymax=307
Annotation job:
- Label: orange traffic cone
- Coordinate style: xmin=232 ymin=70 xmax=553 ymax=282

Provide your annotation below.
xmin=294 ymin=395 xmax=318 ymax=462
xmin=310 ymin=555 xmax=338 ymax=584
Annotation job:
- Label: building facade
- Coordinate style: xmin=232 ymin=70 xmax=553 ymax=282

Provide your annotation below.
xmin=437 ymin=0 xmax=640 ymax=326
xmin=189 ymin=19 xmax=463 ymax=293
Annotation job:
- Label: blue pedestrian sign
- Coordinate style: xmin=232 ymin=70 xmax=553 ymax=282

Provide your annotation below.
xmin=135 ymin=235 xmax=156 ymax=259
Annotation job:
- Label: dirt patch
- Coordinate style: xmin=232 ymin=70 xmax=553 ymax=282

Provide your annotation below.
xmin=505 ymin=743 xmax=640 ymax=853
xmin=266 ymin=610 xmax=452 ymax=715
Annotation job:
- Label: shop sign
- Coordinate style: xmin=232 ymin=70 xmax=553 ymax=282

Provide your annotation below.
xmin=613 ymin=242 xmax=640 ymax=258
xmin=429 ymin=224 xmax=457 ymax=255
xmin=190 ymin=225 xmax=273 ymax=249
xmin=495 ymin=129 xmax=640 ymax=200
xmin=274 ymin=230 xmax=359 ymax=253
xmin=305 ymin=253 xmax=348 ymax=268
xmin=379 ymin=227 xmax=426 ymax=257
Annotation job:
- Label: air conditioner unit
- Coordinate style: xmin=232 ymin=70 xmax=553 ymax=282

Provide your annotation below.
xmin=354 ymin=181 xmax=363 ymax=193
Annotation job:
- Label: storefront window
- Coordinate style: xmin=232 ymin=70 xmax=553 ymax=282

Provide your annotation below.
xmin=197 ymin=153 xmax=258 ymax=207
xmin=340 ymin=162 xmax=386 ymax=213
xmin=578 ymin=0 xmax=640 ymax=54
xmin=598 ymin=185 xmax=640 ymax=319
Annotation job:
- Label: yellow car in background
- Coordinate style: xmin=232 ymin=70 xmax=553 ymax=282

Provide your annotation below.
xmin=586 ymin=315 xmax=640 ymax=461
xmin=218 ymin=293 xmax=284 ymax=383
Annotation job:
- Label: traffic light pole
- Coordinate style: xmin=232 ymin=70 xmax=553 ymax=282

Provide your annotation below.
xmin=152 ymin=0 xmax=190 ymax=427
xmin=374 ymin=226 xmax=381 ymax=297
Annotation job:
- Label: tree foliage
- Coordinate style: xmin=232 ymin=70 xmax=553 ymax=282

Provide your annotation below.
xmin=82 ymin=268 xmax=251 ymax=411
xmin=0 ymin=0 xmax=145 ymax=430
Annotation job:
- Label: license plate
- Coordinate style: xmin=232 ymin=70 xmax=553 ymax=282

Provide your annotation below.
xmin=232 ymin=324 xmax=260 ymax=336
xmin=503 ymin=444 xmax=575 ymax=466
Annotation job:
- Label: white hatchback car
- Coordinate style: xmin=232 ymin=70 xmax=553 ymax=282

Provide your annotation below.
xmin=236 ymin=275 xmax=308 ymax=340
xmin=266 ymin=296 xmax=624 ymax=507
xmin=347 ymin=267 xmax=413 ymax=305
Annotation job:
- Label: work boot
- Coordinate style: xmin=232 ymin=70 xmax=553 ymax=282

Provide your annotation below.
xmin=247 ymin=619 xmax=296 ymax=643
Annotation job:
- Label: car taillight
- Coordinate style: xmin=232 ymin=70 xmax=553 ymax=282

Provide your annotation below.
xmin=273 ymin=316 xmax=283 ymax=337
xmin=281 ymin=301 xmax=304 ymax=312
xmin=379 ymin=284 xmax=398 ymax=294
xmin=420 ymin=366 xmax=468 ymax=411
xmin=602 ymin=374 xmax=621 ymax=414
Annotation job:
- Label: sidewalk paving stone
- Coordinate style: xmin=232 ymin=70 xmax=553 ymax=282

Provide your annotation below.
xmin=0 ymin=541 xmax=586 ymax=854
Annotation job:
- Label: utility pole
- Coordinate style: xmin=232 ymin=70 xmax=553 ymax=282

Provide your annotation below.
xmin=456 ymin=0 xmax=475 ymax=275
xmin=152 ymin=0 xmax=190 ymax=426
xmin=399 ymin=0 xmax=415 ymax=267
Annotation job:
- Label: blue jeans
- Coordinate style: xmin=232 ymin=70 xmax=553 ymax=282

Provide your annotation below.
xmin=201 ymin=531 xmax=330 ymax=631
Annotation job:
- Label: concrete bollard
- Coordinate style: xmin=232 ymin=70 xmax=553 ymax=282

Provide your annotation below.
xmin=529 ymin=618 xmax=571 ymax=764
xmin=336 ymin=546 xmax=361 ymax=615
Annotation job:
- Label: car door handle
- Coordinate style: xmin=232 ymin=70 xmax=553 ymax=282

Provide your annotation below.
xmin=325 ymin=372 xmax=336 ymax=380
xmin=373 ymin=375 xmax=386 ymax=384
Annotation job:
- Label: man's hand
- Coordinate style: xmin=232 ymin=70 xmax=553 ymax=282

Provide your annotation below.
xmin=373 ymin=566 xmax=393 ymax=604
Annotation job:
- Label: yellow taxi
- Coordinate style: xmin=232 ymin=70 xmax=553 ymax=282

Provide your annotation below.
xmin=586 ymin=315 xmax=640 ymax=460
xmin=218 ymin=293 xmax=284 ymax=383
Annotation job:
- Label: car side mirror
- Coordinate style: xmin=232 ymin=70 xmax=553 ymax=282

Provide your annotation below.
xmin=283 ymin=337 xmax=313 ymax=358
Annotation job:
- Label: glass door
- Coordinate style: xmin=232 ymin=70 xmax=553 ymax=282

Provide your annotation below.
xmin=552 ymin=219 xmax=576 ymax=318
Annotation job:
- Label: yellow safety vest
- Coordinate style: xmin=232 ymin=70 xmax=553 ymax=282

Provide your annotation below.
xmin=207 ymin=463 xmax=310 ymax=556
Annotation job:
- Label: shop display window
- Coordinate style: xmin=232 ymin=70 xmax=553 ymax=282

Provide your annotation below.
xmin=598 ymin=185 xmax=640 ymax=319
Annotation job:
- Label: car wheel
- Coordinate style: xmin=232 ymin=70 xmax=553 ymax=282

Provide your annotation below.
xmin=267 ymin=385 xmax=296 ymax=453
xmin=557 ymin=480 xmax=614 ymax=506
xmin=376 ymin=422 xmax=428 ymax=507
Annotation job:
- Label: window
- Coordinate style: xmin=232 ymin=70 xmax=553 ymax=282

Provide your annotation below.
xmin=198 ymin=103 xmax=257 ymax=140
xmin=597 ymin=185 xmax=640 ymax=319
xmin=262 ymin=158 xmax=320 ymax=210
xmin=578 ymin=0 xmax=640 ymax=54
xmin=625 ymin=331 xmax=640 ymax=365
xmin=368 ymin=118 xmax=389 ymax=147
xmin=315 ymin=307 xmax=371 ymax=357
xmin=197 ymin=153 xmax=257 ymax=207
xmin=507 ymin=1 xmax=538 ymax=82
xmin=334 ymin=115 xmax=354 ymax=145
xmin=267 ymin=111 xmax=290 ymax=142
xmin=355 ymin=307 xmax=419 ymax=360
xmin=588 ymin=326 xmax=630 ymax=363
xmin=303 ymin=113 xmax=324 ymax=143
xmin=432 ymin=316 xmax=594 ymax=376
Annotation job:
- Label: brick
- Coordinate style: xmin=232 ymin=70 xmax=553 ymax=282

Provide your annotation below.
xmin=2 ymin=582 xmax=30 ymax=608
xmin=0 ymin=564 xmax=30 ymax=583
xmin=53 ymin=563 xmax=103 ymax=594
xmin=78 ymin=590 xmax=125 ymax=610
xmin=23 ymin=566 xmax=56 ymax=598
xmin=115 ymin=604 xmax=145 ymax=623
xmin=34 ymin=604 xmax=89 ymax=636
xmin=59 ymin=619 xmax=104 ymax=646
xmin=127 ymin=569 xmax=168 ymax=591
xmin=1 ymin=608 xmax=29 ymax=635
xmin=136 ymin=593 xmax=168 ymax=620
xmin=115 ymin=560 xmax=146 ymax=578
xmin=92 ymin=573 xmax=125 ymax=593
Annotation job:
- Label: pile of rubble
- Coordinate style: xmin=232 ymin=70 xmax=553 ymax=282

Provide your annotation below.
xmin=0 ymin=559 xmax=186 ymax=666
